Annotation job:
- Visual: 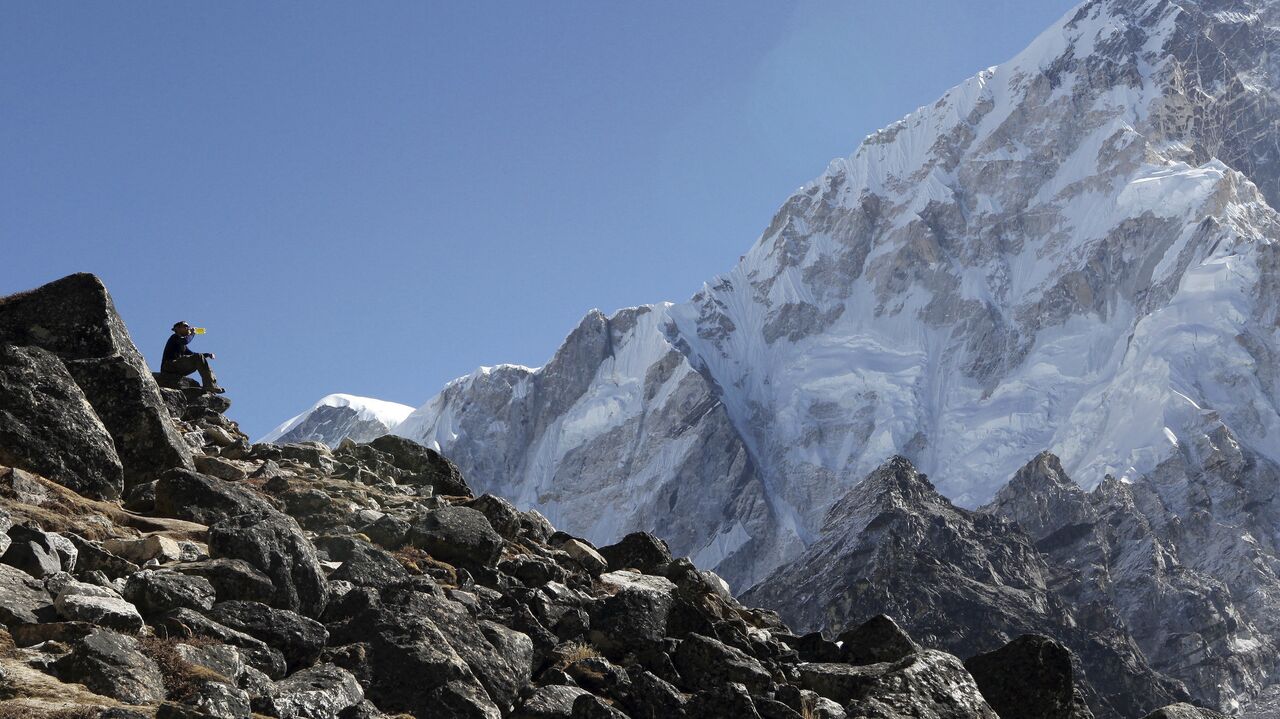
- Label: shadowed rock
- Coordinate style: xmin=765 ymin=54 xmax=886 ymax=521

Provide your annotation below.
xmin=0 ymin=344 xmax=124 ymax=499
xmin=0 ymin=272 xmax=193 ymax=489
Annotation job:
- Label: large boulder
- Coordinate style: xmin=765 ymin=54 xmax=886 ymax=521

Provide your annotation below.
xmin=327 ymin=587 xmax=530 ymax=716
xmin=589 ymin=571 xmax=676 ymax=658
xmin=672 ymin=633 xmax=771 ymax=692
xmin=52 ymin=627 xmax=167 ymax=704
xmin=151 ymin=607 xmax=288 ymax=679
xmin=0 ymin=273 xmax=194 ymax=488
xmin=154 ymin=468 xmax=276 ymax=525
xmin=836 ymin=614 xmax=919 ymax=666
xmin=0 ymin=562 xmax=55 ymax=625
xmin=2 ymin=525 xmax=73 ymax=578
xmin=54 ymin=581 xmax=144 ymax=631
xmin=406 ymin=505 xmax=503 ymax=567
xmin=0 ymin=344 xmax=124 ymax=499
xmin=798 ymin=651 xmax=997 ymax=717
xmin=598 ymin=532 xmax=673 ymax=575
xmin=173 ymin=558 xmax=276 ymax=604
xmin=368 ymin=434 xmax=471 ymax=496
xmin=964 ymin=634 xmax=1094 ymax=719
xmin=208 ymin=510 xmax=329 ymax=618
xmin=206 ymin=600 xmax=329 ymax=672
xmin=124 ymin=569 xmax=217 ymax=615
xmin=268 ymin=663 xmax=365 ymax=719
xmin=315 ymin=535 xmax=409 ymax=588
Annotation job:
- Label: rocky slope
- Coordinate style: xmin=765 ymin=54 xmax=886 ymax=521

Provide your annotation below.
xmin=10 ymin=275 xmax=1210 ymax=718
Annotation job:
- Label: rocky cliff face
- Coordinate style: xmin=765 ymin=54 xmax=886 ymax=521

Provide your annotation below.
xmin=334 ymin=0 xmax=1280 ymax=600
xmin=7 ymin=275 xmax=1178 ymax=719
xmin=745 ymin=450 xmax=1280 ymax=717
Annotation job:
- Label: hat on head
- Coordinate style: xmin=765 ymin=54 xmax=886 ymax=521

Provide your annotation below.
xmin=172 ymin=321 xmax=190 ymax=331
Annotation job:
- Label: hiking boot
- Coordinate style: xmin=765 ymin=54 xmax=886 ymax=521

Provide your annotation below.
xmin=204 ymin=384 xmax=227 ymax=394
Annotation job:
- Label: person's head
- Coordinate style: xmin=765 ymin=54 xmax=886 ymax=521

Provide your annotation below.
xmin=172 ymin=321 xmax=192 ymax=337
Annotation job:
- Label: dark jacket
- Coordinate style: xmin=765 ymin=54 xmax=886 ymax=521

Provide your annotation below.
xmin=162 ymin=333 xmax=193 ymax=370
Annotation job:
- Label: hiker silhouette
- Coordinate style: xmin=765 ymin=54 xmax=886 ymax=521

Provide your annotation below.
xmin=161 ymin=321 xmax=224 ymax=393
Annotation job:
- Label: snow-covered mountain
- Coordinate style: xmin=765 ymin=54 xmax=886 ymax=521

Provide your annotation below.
xmin=392 ymin=0 xmax=1280 ymax=588
xmin=258 ymin=394 xmax=414 ymax=446
xmin=280 ymin=0 xmax=1280 ymax=596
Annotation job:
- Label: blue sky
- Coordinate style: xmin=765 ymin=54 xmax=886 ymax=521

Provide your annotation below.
xmin=1 ymin=1 xmax=1077 ymax=438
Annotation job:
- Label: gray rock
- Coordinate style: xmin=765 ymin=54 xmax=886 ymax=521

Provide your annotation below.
xmin=195 ymin=455 xmax=249 ymax=482
xmin=0 ymin=508 xmax=10 ymax=556
xmin=1140 ymin=704 xmax=1231 ymax=719
xmin=104 ymin=535 xmax=184 ymax=565
xmin=208 ymin=510 xmax=329 ymax=618
xmin=426 ymin=679 xmax=502 ymax=719
xmin=0 ymin=563 xmax=54 ymax=625
xmin=0 ymin=274 xmax=195 ymax=488
xmin=466 ymin=494 xmax=524 ymax=540
xmin=0 ymin=344 xmax=124 ymax=499
xmin=589 ymin=572 xmax=675 ymax=658
xmin=155 ymin=468 xmax=276 ymax=525
xmin=316 ymin=536 xmax=408 ymax=588
xmin=964 ymin=634 xmax=1094 ymax=719
xmin=368 ymin=434 xmax=470 ymax=496
xmin=207 ymin=600 xmax=329 ymax=672
xmin=52 ymin=627 xmax=166 ymax=704
xmin=54 ymin=586 xmax=143 ymax=632
xmin=269 ymin=663 xmax=365 ymax=719
xmin=326 ymin=587 xmax=525 ymax=717
xmin=598 ymin=533 xmax=672 ymax=575
xmin=2 ymin=524 xmax=66 ymax=578
xmin=407 ymin=505 xmax=503 ymax=567
xmin=64 ymin=532 xmax=141 ymax=580
xmin=361 ymin=514 xmax=411 ymax=549
xmin=151 ymin=607 xmax=288 ymax=679
xmin=124 ymin=569 xmax=217 ymax=615
xmin=570 ymin=695 xmax=630 ymax=719
xmin=798 ymin=651 xmax=997 ymax=717
xmin=672 ymin=633 xmax=771 ymax=692
xmin=173 ymin=558 xmax=276 ymax=604
xmin=175 ymin=641 xmax=247 ymax=683
xmin=514 ymin=685 xmax=591 ymax=718
xmin=182 ymin=681 xmax=252 ymax=719
xmin=836 ymin=614 xmax=918 ymax=666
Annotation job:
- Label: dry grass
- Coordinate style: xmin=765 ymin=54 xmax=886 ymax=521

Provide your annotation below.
xmin=392 ymin=546 xmax=459 ymax=585
xmin=555 ymin=641 xmax=602 ymax=668
xmin=0 ymin=703 xmax=104 ymax=719
xmin=138 ymin=636 xmax=229 ymax=702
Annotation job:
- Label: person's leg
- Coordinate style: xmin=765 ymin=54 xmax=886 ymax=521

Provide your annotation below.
xmin=162 ymin=355 xmax=203 ymax=378
xmin=196 ymin=355 xmax=219 ymax=389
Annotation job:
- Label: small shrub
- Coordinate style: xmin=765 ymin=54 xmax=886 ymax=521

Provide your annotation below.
xmin=556 ymin=641 xmax=601 ymax=667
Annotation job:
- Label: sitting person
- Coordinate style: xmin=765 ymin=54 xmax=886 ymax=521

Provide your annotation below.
xmin=162 ymin=321 xmax=224 ymax=393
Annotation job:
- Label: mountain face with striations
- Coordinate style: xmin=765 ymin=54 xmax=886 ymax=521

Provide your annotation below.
xmin=369 ymin=0 xmax=1280 ymax=595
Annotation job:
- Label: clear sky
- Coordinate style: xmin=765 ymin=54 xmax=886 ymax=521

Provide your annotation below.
xmin=1 ymin=1 xmax=1078 ymax=439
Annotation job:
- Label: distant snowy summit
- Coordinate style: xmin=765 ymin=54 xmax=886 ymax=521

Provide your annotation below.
xmin=258 ymin=393 xmax=414 ymax=446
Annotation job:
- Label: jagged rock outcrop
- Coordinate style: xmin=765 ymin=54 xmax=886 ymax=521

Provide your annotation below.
xmin=0 ymin=273 xmax=193 ymax=489
xmin=983 ymin=451 xmax=1280 ymax=713
xmin=743 ymin=456 xmax=1188 ymax=718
